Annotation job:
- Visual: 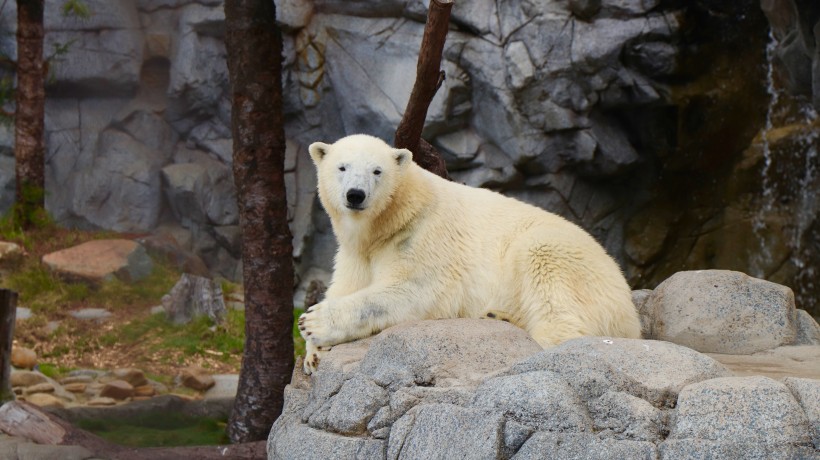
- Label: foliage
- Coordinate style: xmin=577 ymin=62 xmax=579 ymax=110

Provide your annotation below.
xmin=7 ymin=184 xmax=51 ymax=234
xmin=77 ymin=413 xmax=229 ymax=447
xmin=61 ymin=0 xmax=90 ymax=18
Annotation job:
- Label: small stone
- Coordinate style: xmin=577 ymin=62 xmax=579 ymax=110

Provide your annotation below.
xmin=60 ymin=375 xmax=94 ymax=385
xmin=0 ymin=241 xmax=22 ymax=260
xmin=15 ymin=307 xmax=32 ymax=321
xmin=87 ymin=397 xmax=117 ymax=406
xmin=11 ymin=346 xmax=37 ymax=369
xmin=64 ymin=383 xmax=87 ymax=393
xmin=99 ymin=380 xmax=134 ymax=400
xmin=85 ymin=382 xmax=105 ymax=397
xmin=134 ymin=385 xmax=156 ymax=397
xmin=24 ymin=383 xmax=55 ymax=395
xmin=25 ymin=393 xmax=65 ymax=408
xmin=10 ymin=370 xmax=47 ymax=388
xmin=180 ymin=367 xmax=216 ymax=391
xmin=69 ymin=308 xmax=112 ymax=321
xmin=112 ymin=368 xmax=148 ymax=387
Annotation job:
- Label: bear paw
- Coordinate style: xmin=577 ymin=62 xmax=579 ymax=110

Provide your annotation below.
xmin=298 ymin=300 xmax=343 ymax=348
xmin=303 ymin=341 xmax=330 ymax=375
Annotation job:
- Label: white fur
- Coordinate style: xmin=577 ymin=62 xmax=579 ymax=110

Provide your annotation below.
xmin=299 ymin=134 xmax=641 ymax=374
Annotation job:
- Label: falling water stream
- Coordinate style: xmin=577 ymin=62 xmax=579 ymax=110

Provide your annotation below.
xmin=752 ymin=29 xmax=819 ymax=280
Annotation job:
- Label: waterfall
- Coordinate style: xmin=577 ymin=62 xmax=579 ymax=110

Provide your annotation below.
xmin=751 ymin=28 xmax=820 ymax=279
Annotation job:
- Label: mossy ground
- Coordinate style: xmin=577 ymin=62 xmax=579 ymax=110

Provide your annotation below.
xmin=77 ymin=413 xmax=230 ymax=447
xmin=0 ymin=221 xmax=306 ymax=378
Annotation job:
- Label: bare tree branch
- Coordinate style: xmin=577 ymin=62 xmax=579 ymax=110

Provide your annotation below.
xmin=394 ymin=0 xmax=453 ymax=179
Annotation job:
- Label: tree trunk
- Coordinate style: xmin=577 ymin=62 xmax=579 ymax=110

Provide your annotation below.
xmin=14 ymin=0 xmax=46 ymax=229
xmin=224 ymin=0 xmax=294 ymax=443
xmin=0 ymin=290 xmax=17 ymax=405
xmin=394 ymin=0 xmax=453 ymax=179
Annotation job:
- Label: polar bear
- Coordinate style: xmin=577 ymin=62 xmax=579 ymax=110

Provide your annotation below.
xmin=299 ymin=134 xmax=641 ymax=374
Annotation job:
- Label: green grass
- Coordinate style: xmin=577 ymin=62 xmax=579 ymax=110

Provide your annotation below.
xmin=293 ymin=308 xmax=305 ymax=357
xmin=3 ymin=257 xmax=181 ymax=314
xmin=101 ymin=309 xmax=246 ymax=364
xmin=37 ymin=362 xmax=73 ymax=379
xmin=76 ymin=413 xmax=229 ymax=447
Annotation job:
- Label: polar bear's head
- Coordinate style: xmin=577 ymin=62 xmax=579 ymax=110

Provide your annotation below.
xmin=309 ymin=134 xmax=413 ymax=216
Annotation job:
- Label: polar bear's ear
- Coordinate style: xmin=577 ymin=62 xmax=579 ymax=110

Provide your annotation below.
xmin=394 ymin=148 xmax=412 ymax=167
xmin=308 ymin=142 xmax=330 ymax=165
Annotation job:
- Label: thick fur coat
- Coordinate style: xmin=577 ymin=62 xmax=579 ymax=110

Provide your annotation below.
xmin=299 ymin=134 xmax=641 ymax=374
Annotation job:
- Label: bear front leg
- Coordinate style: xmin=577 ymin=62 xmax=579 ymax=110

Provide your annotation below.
xmin=302 ymin=340 xmax=329 ymax=375
xmin=299 ymin=283 xmax=435 ymax=349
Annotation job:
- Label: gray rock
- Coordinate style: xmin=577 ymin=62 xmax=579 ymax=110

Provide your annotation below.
xmin=386 ymin=404 xmax=505 ymax=460
xmin=15 ymin=307 xmax=31 ymax=321
xmin=588 ymin=391 xmax=663 ymax=442
xmin=658 ymin=440 xmax=818 ymax=460
xmin=203 ymin=374 xmax=239 ymax=400
xmin=707 ymin=345 xmax=820 ymax=381
xmin=312 ymin=375 xmax=388 ymax=436
xmin=795 ymin=309 xmax=820 ymax=345
xmin=783 ymin=377 xmax=820 ymax=448
xmin=167 ymin=4 xmax=229 ymax=133
xmin=68 ymin=309 xmax=112 ymax=321
xmin=0 ymin=439 xmax=96 ymax=460
xmin=356 ymin=319 xmax=542 ymax=389
xmin=670 ymin=376 xmax=811 ymax=445
xmin=471 ymin=371 xmax=592 ymax=432
xmin=318 ymin=16 xmax=469 ymax=142
xmin=645 ymin=270 xmax=798 ymax=354
xmin=631 ymin=289 xmax=653 ymax=338
xmin=512 ymin=432 xmax=657 ymax=460
xmin=0 ymin=155 xmax=14 ymax=215
xmin=161 ymin=273 xmax=226 ymax=325
xmin=269 ymin=415 xmax=386 ymax=460
xmin=507 ymin=337 xmax=732 ymax=407
xmin=434 ymin=129 xmax=482 ymax=171
xmin=44 ymin=0 xmax=142 ymax=95
xmin=72 ymin=129 xmax=169 ymax=232
xmin=162 ymin=155 xmax=238 ymax=228
xmin=301 ymin=369 xmax=347 ymax=422
xmin=368 ymin=385 xmax=474 ymax=435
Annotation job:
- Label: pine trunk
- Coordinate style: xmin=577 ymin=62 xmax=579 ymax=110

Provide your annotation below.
xmin=224 ymin=0 xmax=295 ymax=443
xmin=14 ymin=0 xmax=46 ymax=229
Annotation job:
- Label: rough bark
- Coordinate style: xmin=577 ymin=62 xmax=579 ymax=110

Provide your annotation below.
xmin=394 ymin=0 xmax=452 ymax=179
xmin=224 ymin=0 xmax=295 ymax=443
xmin=0 ymin=289 xmax=17 ymax=404
xmin=14 ymin=0 xmax=46 ymax=229
xmin=0 ymin=401 xmax=267 ymax=459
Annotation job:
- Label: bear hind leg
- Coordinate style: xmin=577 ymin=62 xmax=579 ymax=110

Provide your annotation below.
xmin=480 ymin=309 xmax=515 ymax=323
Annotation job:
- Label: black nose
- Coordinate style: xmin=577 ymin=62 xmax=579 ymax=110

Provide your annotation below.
xmin=346 ymin=189 xmax=366 ymax=206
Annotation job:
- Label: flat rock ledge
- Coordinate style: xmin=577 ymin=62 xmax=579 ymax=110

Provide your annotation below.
xmin=269 ymin=270 xmax=820 ymax=459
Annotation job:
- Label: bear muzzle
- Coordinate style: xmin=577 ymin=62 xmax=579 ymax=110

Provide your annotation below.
xmin=345 ymin=188 xmax=367 ymax=210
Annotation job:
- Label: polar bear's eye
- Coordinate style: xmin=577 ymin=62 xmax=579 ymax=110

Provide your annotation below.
xmin=338 ymin=166 xmax=346 ymax=172
xmin=374 ymin=169 xmax=382 ymax=176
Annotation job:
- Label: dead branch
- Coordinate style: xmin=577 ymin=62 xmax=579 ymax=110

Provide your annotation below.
xmin=394 ymin=0 xmax=453 ymax=179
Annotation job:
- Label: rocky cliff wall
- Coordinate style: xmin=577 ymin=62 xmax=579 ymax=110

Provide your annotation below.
xmin=0 ymin=0 xmax=818 ymax=316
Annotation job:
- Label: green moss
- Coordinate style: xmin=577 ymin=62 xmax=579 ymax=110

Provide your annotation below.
xmin=293 ymin=308 xmax=305 ymax=358
xmin=76 ymin=413 xmax=229 ymax=447
xmin=37 ymin=362 xmax=73 ymax=379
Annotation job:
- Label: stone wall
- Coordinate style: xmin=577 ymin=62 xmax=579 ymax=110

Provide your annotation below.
xmin=0 ymin=1 xmax=818 ymax=316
